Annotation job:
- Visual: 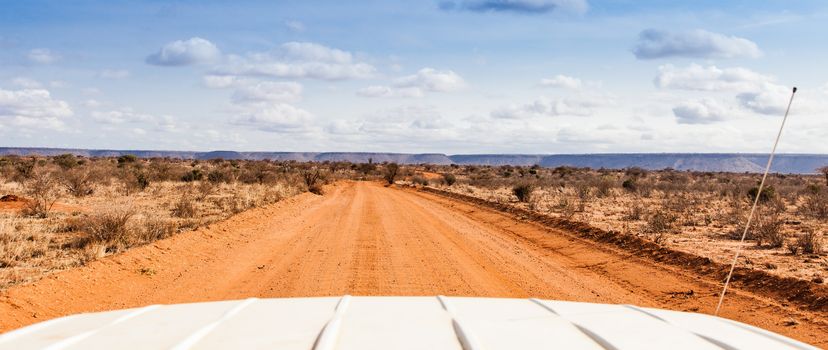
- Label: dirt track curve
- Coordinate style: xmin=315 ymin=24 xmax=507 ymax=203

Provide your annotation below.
xmin=1 ymin=181 xmax=826 ymax=345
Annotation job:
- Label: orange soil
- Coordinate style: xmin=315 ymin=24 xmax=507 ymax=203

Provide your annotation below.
xmin=0 ymin=181 xmax=825 ymax=345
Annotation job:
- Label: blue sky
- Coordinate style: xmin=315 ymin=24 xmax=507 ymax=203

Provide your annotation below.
xmin=1 ymin=0 xmax=827 ymax=154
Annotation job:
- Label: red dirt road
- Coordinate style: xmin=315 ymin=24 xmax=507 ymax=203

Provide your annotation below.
xmin=1 ymin=181 xmax=826 ymax=344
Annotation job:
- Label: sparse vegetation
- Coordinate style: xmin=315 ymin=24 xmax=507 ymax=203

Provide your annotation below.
xmin=424 ymin=163 xmax=828 ymax=283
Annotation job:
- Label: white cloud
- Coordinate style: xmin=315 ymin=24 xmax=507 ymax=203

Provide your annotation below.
xmin=736 ymin=84 xmax=791 ymax=115
xmin=27 ymin=48 xmax=60 ymax=64
xmin=146 ymin=37 xmax=221 ymax=66
xmin=655 ymin=64 xmax=772 ymax=91
xmin=231 ymin=81 xmax=303 ymax=103
xmin=213 ymin=42 xmax=375 ymax=80
xmin=0 ymin=88 xmax=73 ymax=129
xmin=231 ymin=102 xmax=313 ymax=133
xmin=99 ymin=69 xmax=131 ymax=79
xmin=202 ymin=75 xmax=247 ymax=88
xmin=633 ymin=29 xmax=761 ymax=59
xmin=91 ymin=107 xmax=156 ymax=124
xmin=356 ymin=85 xmax=424 ymax=98
xmin=491 ymin=96 xmax=602 ymax=119
xmin=11 ymin=77 xmax=41 ymax=89
xmin=672 ymin=99 xmax=735 ymax=124
xmin=393 ymin=68 xmax=465 ymax=92
xmin=356 ymin=68 xmax=464 ymax=98
xmin=539 ymin=74 xmax=582 ymax=89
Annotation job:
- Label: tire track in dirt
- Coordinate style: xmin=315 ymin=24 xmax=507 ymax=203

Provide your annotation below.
xmin=0 ymin=181 xmax=826 ymax=345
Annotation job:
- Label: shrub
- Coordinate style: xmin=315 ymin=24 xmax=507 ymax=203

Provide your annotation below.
xmin=117 ymin=154 xmax=138 ymax=166
xmin=61 ymin=168 xmax=94 ymax=197
xmin=512 ymin=183 xmax=534 ymax=202
xmin=207 ymin=169 xmax=230 ymax=184
xmin=799 ymin=191 xmax=828 ymax=219
xmin=181 ymin=169 xmax=204 ymax=182
xmin=138 ymin=218 xmax=176 ymax=242
xmin=645 ymin=210 xmax=676 ymax=234
xmin=621 ymin=178 xmax=637 ymax=192
xmin=442 ymin=173 xmax=457 ymax=186
xmin=384 ymin=163 xmax=400 ymax=185
xmin=411 ymin=176 xmax=429 ymax=186
xmin=747 ymin=185 xmax=775 ymax=203
xmin=794 ymin=229 xmax=823 ymax=254
xmin=172 ymin=195 xmax=197 ymax=218
xmin=22 ymin=169 xmax=61 ymax=218
xmin=53 ymin=154 xmax=79 ymax=169
xmin=622 ymin=203 xmax=644 ymax=221
xmin=754 ymin=214 xmax=786 ymax=248
xmin=82 ymin=209 xmax=135 ymax=245
xmin=302 ymin=169 xmax=324 ymax=194
xmin=820 ymin=166 xmax=828 ymax=186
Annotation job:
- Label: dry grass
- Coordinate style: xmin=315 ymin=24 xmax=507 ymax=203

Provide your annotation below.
xmin=427 ymin=164 xmax=828 ymax=282
xmin=0 ymin=156 xmax=315 ymax=289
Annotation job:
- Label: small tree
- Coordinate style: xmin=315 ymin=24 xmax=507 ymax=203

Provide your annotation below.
xmin=442 ymin=173 xmax=456 ymax=186
xmin=22 ymin=169 xmax=61 ymax=218
xmin=302 ymin=168 xmax=324 ymax=194
xmin=383 ymin=163 xmax=400 ymax=185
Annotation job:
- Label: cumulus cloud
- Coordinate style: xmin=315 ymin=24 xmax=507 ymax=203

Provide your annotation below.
xmin=394 ymin=68 xmax=465 ymax=92
xmin=231 ymin=81 xmax=303 ymax=103
xmin=655 ymin=64 xmax=772 ymax=91
xmin=736 ymin=84 xmax=791 ymax=115
xmin=99 ymin=69 xmax=131 ymax=79
xmin=356 ymin=68 xmax=465 ymax=98
xmin=672 ymin=99 xmax=734 ymax=124
xmin=356 ymin=85 xmax=424 ymax=98
xmin=231 ymin=102 xmax=313 ymax=133
xmin=655 ymin=64 xmax=798 ymax=117
xmin=213 ymin=42 xmax=375 ymax=80
xmin=633 ymin=29 xmax=761 ymax=60
xmin=0 ymin=88 xmax=73 ymax=129
xmin=146 ymin=37 xmax=221 ymax=66
xmin=439 ymin=0 xmax=588 ymax=14
xmin=91 ymin=107 xmax=156 ymax=124
xmin=27 ymin=48 xmax=60 ymax=64
xmin=539 ymin=74 xmax=582 ymax=89
xmin=329 ymin=105 xmax=457 ymax=143
xmin=491 ymin=96 xmax=601 ymax=119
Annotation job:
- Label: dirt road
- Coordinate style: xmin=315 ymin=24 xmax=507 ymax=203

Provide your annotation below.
xmin=1 ymin=181 xmax=826 ymax=344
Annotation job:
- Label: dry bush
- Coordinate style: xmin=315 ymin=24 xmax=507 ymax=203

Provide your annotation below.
xmin=645 ymin=210 xmax=676 ymax=234
xmin=81 ymin=208 xmax=135 ymax=247
xmin=411 ymin=176 xmax=429 ymax=186
xmin=622 ymin=202 xmax=644 ymax=221
xmin=60 ymin=167 xmax=94 ymax=197
xmin=383 ymin=163 xmax=400 ymax=185
xmin=22 ymin=169 xmax=61 ymax=218
xmin=799 ymin=191 xmax=828 ymax=220
xmin=302 ymin=168 xmax=324 ymax=194
xmin=754 ymin=213 xmax=786 ymax=248
xmin=172 ymin=195 xmax=198 ymax=218
xmin=555 ymin=197 xmax=580 ymax=219
xmin=788 ymin=229 xmax=823 ymax=255
xmin=442 ymin=173 xmax=456 ymax=186
xmin=137 ymin=218 xmax=176 ymax=242
xmin=512 ymin=183 xmax=534 ymax=202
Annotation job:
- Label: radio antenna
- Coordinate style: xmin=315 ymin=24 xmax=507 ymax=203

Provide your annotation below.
xmin=715 ymin=86 xmax=797 ymax=315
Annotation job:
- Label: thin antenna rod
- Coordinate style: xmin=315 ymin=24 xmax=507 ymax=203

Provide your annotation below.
xmin=715 ymin=86 xmax=797 ymax=315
